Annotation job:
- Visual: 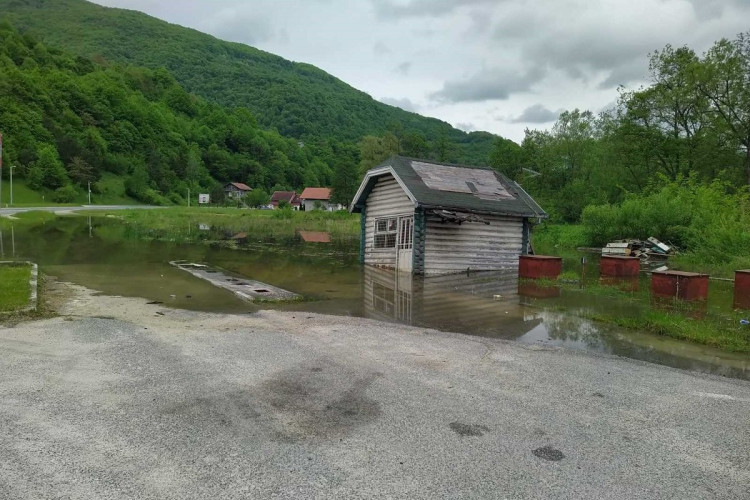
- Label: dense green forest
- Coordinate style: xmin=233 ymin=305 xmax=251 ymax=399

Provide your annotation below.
xmin=0 ymin=0 xmax=497 ymax=165
xmin=509 ymin=32 xmax=750 ymax=273
xmin=493 ymin=34 xmax=750 ymax=223
xmin=0 ymin=22 xmax=359 ymax=203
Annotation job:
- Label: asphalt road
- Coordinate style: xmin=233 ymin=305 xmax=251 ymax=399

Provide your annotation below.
xmin=0 ymin=205 xmax=162 ymax=215
xmin=1 ymin=287 xmax=749 ymax=499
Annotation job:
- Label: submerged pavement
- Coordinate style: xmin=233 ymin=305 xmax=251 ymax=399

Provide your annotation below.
xmin=0 ymin=204 xmax=162 ymax=216
xmin=1 ymin=284 xmax=748 ymax=499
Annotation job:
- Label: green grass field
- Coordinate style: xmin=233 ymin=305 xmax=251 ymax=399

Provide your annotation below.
xmin=0 ymin=264 xmax=32 ymax=313
xmin=81 ymin=206 xmax=361 ymax=240
xmin=0 ymin=175 xmax=138 ymax=207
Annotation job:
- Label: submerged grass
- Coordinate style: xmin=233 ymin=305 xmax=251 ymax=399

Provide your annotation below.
xmin=586 ymin=309 xmax=750 ymax=353
xmin=521 ymin=275 xmax=750 ymax=353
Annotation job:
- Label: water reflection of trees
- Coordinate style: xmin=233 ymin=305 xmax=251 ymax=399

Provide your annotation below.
xmin=537 ymin=311 xmax=605 ymax=349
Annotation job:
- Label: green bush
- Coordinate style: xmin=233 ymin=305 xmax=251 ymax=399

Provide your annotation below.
xmin=581 ymin=178 xmax=750 ymax=265
xmin=271 ymin=206 xmax=294 ymax=219
xmin=52 ymin=185 xmax=78 ymax=203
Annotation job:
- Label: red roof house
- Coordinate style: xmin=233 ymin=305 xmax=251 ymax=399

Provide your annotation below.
xmin=270 ymin=191 xmax=301 ymax=209
xmin=224 ymin=182 xmax=252 ymax=199
xmin=299 ymin=187 xmax=342 ymax=211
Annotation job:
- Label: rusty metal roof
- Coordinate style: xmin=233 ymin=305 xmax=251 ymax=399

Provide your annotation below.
xmin=300 ymin=187 xmax=332 ymax=200
xmin=270 ymin=191 xmax=300 ymax=204
xmin=226 ymin=182 xmax=252 ymax=191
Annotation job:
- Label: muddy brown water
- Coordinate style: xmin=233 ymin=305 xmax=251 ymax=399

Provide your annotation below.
xmin=1 ymin=217 xmax=747 ymax=380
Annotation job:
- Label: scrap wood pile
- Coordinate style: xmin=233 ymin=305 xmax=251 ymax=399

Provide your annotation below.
xmin=602 ymin=237 xmax=676 ymax=260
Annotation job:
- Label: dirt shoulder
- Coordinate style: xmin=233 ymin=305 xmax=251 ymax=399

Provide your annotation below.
xmin=1 ymin=281 xmax=749 ymax=499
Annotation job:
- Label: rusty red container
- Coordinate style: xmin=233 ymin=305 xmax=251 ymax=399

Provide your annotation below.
xmin=600 ymin=255 xmax=640 ymax=277
xmin=651 ymin=271 xmax=709 ymax=302
xmin=734 ymin=270 xmax=750 ymax=309
xmin=519 ymin=255 xmax=562 ymax=280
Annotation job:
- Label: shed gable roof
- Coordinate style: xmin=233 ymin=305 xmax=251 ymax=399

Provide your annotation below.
xmin=350 ymin=156 xmax=547 ymax=218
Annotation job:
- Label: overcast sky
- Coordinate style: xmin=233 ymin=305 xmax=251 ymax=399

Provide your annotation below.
xmin=91 ymin=0 xmax=749 ymax=143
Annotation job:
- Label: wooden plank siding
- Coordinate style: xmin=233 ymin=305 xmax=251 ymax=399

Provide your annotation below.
xmin=363 ymin=175 xmax=415 ymax=268
xmin=423 ymin=214 xmax=523 ymax=275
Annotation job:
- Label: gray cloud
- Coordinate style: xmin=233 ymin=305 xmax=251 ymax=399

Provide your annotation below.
xmin=380 ymin=97 xmax=419 ymax=112
xmin=430 ymin=66 xmax=545 ymax=103
xmin=199 ymin=10 xmax=275 ymax=44
xmin=455 ymin=122 xmax=475 ymax=131
xmin=373 ymin=41 xmax=392 ymax=55
xmin=510 ymin=104 xmax=559 ymax=123
xmin=371 ymin=0 xmax=497 ymax=19
xmin=395 ymin=61 xmax=412 ymax=75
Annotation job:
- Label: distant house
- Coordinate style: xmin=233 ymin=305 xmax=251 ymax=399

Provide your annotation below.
xmin=299 ymin=187 xmax=342 ymax=211
xmin=270 ymin=191 xmax=301 ymax=210
xmin=224 ymin=182 xmax=252 ymax=199
xmin=350 ymin=156 xmax=547 ymax=275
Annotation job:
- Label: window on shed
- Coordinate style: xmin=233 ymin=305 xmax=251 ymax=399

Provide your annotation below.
xmin=374 ymin=217 xmax=397 ymax=248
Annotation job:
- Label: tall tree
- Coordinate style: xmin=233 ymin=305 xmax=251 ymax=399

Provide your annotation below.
xmin=696 ymin=33 xmax=750 ymax=186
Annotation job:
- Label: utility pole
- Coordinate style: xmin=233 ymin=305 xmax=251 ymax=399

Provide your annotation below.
xmin=9 ymin=166 xmax=14 ymax=206
xmin=88 ymin=181 xmax=91 ymax=205
xmin=187 ymin=188 xmax=190 ymax=207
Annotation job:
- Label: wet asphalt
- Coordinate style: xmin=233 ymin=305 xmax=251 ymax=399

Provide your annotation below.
xmin=1 ymin=307 xmax=749 ymax=499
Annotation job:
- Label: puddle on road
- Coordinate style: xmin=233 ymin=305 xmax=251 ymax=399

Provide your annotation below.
xmin=1 ymin=216 xmax=747 ymax=380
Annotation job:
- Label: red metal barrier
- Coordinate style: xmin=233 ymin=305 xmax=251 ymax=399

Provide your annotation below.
xmin=519 ymin=255 xmax=562 ymax=280
xmin=734 ymin=270 xmax=750 ymax=310
xmin=651 ymin=271 xmax=709 ymax=302
xmin=600 ymin=255 xmax=640 ymax=277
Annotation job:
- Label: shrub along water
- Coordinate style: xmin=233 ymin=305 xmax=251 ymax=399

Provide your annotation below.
xmin=530 ymin=178 xmax=750 ymax=277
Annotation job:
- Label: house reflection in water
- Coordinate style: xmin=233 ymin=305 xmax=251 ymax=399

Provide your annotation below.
xmin=362 ymin=266 xmax=542 ymax=339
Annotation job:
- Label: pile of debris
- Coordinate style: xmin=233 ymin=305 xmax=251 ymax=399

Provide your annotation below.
xmin=602 ymin=237 xmax=676 ymax=260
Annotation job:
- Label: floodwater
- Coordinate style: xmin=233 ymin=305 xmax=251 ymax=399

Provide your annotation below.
xmin=1 ymin=216 xmax=748 ymax=380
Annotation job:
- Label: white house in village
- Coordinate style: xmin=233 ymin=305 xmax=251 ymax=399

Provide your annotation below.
xmin=299 ymin=187 xmax=342 ymax=211
xmin=350 ymin=156 xmax=547 ymax=275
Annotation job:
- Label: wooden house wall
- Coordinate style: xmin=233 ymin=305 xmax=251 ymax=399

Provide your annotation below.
xmin=363 ymin=175 xmax=415 ymax=268
xmin=423 ymin=214 xmax=523 ymax=275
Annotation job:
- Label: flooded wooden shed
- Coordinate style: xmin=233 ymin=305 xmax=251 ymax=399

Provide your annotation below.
xmin=350 ymin=156 xmax=547 ymax=275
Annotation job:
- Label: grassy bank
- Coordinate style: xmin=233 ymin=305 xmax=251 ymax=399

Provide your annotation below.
xmin=78 ymin=207 xmax=361 ymax=241
xmin=0 ymin=175 xmax=139 ymax=207
xmin=590 ymin=309 xmax=750 ymax=353
xmin=0 ymin=263 xmax=32 ymax=313
xmin=531 ymin=222 xmax=749 ymax=279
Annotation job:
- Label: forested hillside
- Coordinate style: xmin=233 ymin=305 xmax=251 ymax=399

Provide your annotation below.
xmin=510 ymin=33 xmax=750 ymax=273
xmin=490 ymin=34 xmax=750 ymax=223
xmin=0 ymin=0 xmax=497 ymax=165
xmin=0 ymin=23 xmax=349 ymax=204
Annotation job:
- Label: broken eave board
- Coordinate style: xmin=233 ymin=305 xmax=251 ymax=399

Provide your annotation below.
xmin=427 ymin=209 xmax=491 ymax=225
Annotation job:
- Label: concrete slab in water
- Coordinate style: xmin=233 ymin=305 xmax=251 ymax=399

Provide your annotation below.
xmin=169 ymin=260 xmax=299 ymax=302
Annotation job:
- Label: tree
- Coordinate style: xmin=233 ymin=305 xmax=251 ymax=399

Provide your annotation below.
xmin=68 ymin=157 xmax=95 ymax=187
xmin=331 ymin=158 xmax=359 ymax=208
xmin=35 ymin=144 xmax=69 ymax=189
xmin=489 ymin=138 xmax=524 ymax=180
xmin=696 ymin=33 xmax=750 ymax=186
xmin=358 ymin=134 xmax=398 ymax=174
xmin=245 ymin=188 xmax=270 ymax=208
